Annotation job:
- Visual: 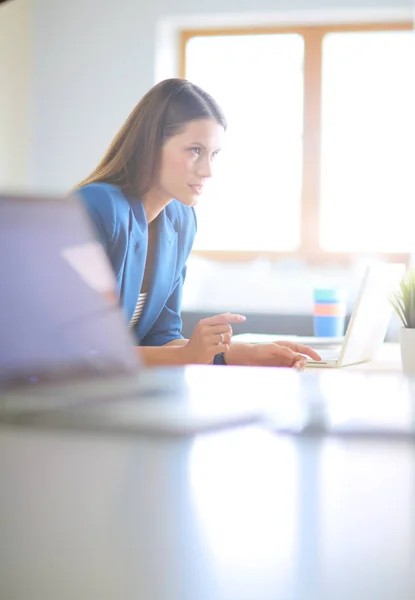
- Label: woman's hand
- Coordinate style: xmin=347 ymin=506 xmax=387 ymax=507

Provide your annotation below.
xmin=181 ymin=313 xmax=246 ymax=364
xmin=225 ymin=341 xmax=321 ymax=369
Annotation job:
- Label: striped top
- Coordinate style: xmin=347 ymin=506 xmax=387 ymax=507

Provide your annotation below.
xmin=129 ymin=292 xmax=147 ymax=328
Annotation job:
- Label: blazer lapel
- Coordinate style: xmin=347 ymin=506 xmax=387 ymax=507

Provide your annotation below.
xmin=137 ymin=208 xmax=178 ymax=341
xmin=120 ymin=200 xmax=147 ymax=324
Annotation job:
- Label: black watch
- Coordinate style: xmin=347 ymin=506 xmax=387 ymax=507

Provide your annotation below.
xmin=213 ymin=352 xmax=227 ymax=365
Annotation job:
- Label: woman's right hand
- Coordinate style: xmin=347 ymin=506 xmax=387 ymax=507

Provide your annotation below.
xmin=181 ymin=313 xmax=246 ymax=364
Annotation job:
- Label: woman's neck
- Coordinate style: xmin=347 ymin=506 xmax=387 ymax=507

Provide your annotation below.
xmin=142 ymin=188 xmax=172 ymax=224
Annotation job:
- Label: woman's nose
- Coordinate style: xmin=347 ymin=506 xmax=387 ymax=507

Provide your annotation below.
xmin=196 ymin=156 xmax=213 ymax=178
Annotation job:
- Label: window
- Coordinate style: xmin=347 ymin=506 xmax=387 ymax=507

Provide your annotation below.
xmin=320 ymin=30 xmax=415 ymax=252
xmin=180 ymin=23 xmax=415 ymax=263
xmin=184 ymin=33 xmax=304 ymax=252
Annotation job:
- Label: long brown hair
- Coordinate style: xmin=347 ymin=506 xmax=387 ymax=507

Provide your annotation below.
xmin=76 ymin=78 xmax=227 ymax=198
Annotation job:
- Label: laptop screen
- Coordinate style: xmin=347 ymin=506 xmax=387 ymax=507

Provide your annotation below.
xmin=0 ymin=194 xmax=140 ymax=388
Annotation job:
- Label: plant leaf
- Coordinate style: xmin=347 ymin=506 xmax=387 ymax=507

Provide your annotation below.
xmin=391 ymin=269 xmax=415 ymax=329
xmin=391 ymin=294 xmax=407 ymax=327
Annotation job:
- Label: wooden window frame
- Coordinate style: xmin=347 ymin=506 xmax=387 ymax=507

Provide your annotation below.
xmin=179 ymin=22 xmax=413 ymax=265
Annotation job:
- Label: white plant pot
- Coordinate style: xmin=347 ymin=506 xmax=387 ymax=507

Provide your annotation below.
xmin=399 ymin=328 xmax=415 ymax=376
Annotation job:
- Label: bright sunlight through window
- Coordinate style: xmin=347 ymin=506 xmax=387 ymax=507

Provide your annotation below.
xmin=320 ymin=30 xmax=415 ymax=252
xmin=183 ymin=25 xmax=415 ymax=258
xmin=185 ymin=34 xmax=304 ymax=252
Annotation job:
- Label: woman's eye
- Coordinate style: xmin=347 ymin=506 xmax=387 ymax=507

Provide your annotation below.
xmin=190 ymin=147 xmax=201 ymax=156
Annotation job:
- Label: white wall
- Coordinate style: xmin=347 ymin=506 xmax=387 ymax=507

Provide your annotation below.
xmin=0 ymin=0 xmax=32 ymax=191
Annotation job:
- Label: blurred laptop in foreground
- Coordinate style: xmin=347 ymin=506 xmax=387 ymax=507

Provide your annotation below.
xmin=0 ymin=193 xmax=265 ymax=433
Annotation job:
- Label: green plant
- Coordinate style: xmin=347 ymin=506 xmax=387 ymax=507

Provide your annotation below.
xmin=390 ymin=270 xmax=415 ymax=329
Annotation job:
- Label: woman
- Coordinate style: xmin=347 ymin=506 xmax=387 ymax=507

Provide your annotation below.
xmin=76 ymin=78 xmax=320 ymax=368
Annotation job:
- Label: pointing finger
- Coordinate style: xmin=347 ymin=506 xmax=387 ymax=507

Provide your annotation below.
xmin=200 ymin=313 xmax=246 ymax=326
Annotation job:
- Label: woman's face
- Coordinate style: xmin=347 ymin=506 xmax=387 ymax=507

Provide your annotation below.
xmin=156 ymin=118 xmax=224 ymax=207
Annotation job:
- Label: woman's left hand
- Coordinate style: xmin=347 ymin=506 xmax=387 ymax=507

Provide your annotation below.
xmin=225 ymin=341 xmax=321 ymax=369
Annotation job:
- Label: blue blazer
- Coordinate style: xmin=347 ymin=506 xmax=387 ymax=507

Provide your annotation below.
xmin=76 ymin=183 xmax=196 ymax=346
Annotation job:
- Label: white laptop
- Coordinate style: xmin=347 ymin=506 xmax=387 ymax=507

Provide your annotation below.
xmin=306 ymin=263 xmax=405 ymax=368
xmin=232 ymin=264 xmax=405 ymax=368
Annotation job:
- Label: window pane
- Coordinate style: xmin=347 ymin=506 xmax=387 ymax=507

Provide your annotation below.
xmin=185 ymin=34 xmax=304 ymax=251
xmin=320 ymin=30 xmax=415 ymax=252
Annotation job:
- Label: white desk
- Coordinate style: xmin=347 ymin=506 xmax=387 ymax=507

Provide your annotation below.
xmin=1 ymin=366 xmax=415 ymax=600
xmin=345 ymin=342 xmax=401 ymax=372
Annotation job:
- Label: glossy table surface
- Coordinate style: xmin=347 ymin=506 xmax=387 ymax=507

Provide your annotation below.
xmin=1 ymin=365 xmax=415 ymax=600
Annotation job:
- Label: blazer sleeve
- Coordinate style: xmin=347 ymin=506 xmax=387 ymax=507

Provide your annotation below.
xmin=140 ymin=266 xmax=187 ymax=346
